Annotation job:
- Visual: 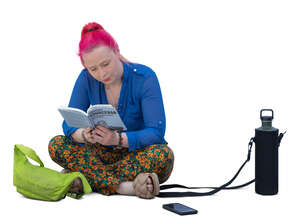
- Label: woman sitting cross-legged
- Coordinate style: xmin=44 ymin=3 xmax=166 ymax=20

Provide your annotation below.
xmin=48 ymin=22 xmax=174 ymax=199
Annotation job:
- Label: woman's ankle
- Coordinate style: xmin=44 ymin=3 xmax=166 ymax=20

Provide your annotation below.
xmin=116 ymin=181 xmax=135 ymax=195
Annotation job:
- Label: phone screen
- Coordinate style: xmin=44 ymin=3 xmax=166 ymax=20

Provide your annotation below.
xmin=163 ymin=203 xmax=198 ymax=215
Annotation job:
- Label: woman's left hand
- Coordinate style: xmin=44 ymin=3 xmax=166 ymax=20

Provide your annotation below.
xmin=91 ymin=125 xmax=119 ymax=146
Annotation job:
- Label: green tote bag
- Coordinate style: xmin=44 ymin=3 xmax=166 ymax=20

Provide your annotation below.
xmin=13 ymin=144 xmax=92 ymax=201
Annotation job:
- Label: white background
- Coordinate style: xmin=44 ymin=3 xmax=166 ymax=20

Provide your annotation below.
xmin=1 ymin=0 xmax=299 ymax=223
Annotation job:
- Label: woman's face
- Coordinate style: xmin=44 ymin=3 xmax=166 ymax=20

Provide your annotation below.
xmin=82 ymin=45 xmax=123 ymax=85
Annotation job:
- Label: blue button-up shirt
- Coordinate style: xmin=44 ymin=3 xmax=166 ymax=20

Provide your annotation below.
xmin=62 ymin=61 xmax=168 ymax=152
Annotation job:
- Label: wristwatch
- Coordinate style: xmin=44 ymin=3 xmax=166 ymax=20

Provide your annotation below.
xmin=114 ymin=131 xmax=123 ymax=149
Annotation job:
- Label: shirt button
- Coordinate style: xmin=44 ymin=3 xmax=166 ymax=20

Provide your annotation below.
xmin=159 ymin=121 xmax=162 ymax=124
xmin=133 ymin=69 xmax=137 ymax=72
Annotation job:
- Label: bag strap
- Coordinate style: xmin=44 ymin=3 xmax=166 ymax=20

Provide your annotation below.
xmin=14 ymin=144 xmax=44 ymax=167
xmin=157 ymin=138 xmax=255 ymax=197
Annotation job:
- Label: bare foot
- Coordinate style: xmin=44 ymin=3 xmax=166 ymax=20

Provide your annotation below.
xmin=116 ymin=181 xmax=135 ymax=195
xmin=116 ymin=177 xmax=154 ymax=196
xmin=146 ymin=177 xmax=154 ymax=193
xmin=61 ymin=168 xmax=83 ymax=194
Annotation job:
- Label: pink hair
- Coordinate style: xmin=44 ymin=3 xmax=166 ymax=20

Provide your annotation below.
xmin=78 ymin=22 xmax=131 ymax=67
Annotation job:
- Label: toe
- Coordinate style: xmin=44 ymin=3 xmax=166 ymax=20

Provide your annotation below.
xmin=134 ymin=173 xmax=158 ymax=199
xmin=147 ymin=177 xmax=154 ymax=193
xmin=147 ymin=177 xmax=153 ymax=184
xmin=147 ymin=184 xmax=154 ymax=193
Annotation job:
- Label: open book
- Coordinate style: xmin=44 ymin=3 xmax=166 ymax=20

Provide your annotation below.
xmin=58 ymin=104 xmax=127 ymax=131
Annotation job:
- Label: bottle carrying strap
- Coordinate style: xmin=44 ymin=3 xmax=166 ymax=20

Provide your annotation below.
xmin=157 ymin=137 xmax=255 ymax=198
xmin=158 ymin=132 xmax=285 ymax=198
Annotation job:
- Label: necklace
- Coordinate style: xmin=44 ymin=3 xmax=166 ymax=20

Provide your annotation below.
xmin=105 ymin=83 xmax=122 ymax=110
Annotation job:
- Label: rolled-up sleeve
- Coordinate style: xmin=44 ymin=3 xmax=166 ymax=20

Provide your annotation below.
xmin=126 ymin=72 xmax=166 ymax=152
xmin=62 ymin=71 xmax=90 ymax=143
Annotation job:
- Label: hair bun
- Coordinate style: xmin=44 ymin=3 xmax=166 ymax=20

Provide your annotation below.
xmin=81 ymin=22 xmax=104 ymax=37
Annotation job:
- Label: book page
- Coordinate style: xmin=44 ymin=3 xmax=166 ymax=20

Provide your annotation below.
xmin=58 ymin=106 xmax=92 ymax=128
xmin=87 ymin=104 xmax=127 ymax=131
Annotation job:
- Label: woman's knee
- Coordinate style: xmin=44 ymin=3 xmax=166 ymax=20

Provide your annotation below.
xmin=160 ymin=144 xmax=174 ymax=172
xmin=151 ymin=144 xmax=174 ymax=183
xmin=155 ymin=144 xmax=174 ymax=164
xmin=143 ymin=144 xmax=174 ymax=173
xmin=48 ymin=135 xmax=66 ymax=159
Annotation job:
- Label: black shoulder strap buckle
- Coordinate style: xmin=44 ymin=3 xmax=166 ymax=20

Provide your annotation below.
xmin=277 ymin=131 xmax=286 ymax=147
xmin=247 ymin=137 xmax=255 ymax=161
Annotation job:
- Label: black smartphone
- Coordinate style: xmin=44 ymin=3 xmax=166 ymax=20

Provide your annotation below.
xmin=162 ymin=203 xmax=198 ymax=215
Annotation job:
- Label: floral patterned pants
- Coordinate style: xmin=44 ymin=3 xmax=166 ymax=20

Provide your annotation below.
xmin=48 ymin=135 xmax=174 ymax=196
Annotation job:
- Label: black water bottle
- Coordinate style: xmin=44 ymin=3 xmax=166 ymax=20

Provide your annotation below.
xmin=254 ymin=109 xmax=281 ymax=195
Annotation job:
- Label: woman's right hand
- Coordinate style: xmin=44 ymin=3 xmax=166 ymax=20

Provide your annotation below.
xmin=82 ymin=127 xmax=97 ymax=144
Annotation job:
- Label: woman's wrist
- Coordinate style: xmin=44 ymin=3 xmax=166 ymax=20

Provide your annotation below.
xmin=113 ymin=132 xmax=128 ymax=148
xmin=81 ymin=129 xmax=89 ymax=143
xmin=71 ymin=128 xmax=85 ymax=143
xmin=120 ymin=132 xmax=128 ymax=148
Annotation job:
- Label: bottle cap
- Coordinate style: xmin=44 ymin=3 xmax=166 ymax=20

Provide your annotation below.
xmin=260 ymin=109 xmax=274 ymax=122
